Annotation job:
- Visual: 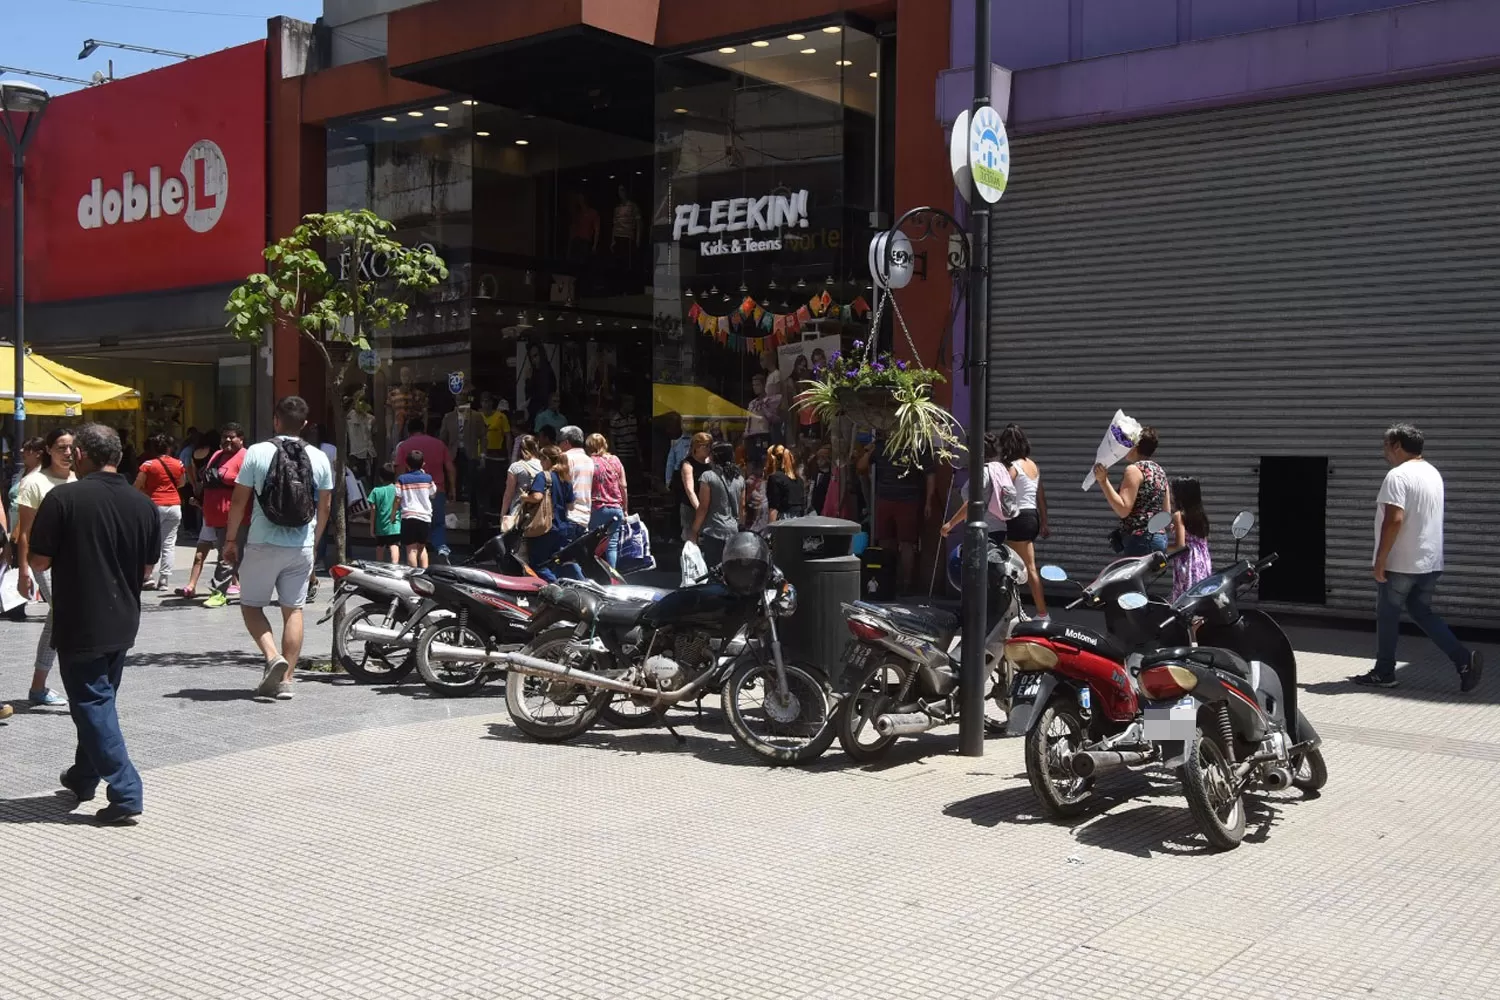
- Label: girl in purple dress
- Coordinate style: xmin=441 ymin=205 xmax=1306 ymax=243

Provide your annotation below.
xmin=1170 ymin=476 xmax=1213 ymax=601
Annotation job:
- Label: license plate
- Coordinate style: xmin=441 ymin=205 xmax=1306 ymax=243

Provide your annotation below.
xmin=843 ymin=641 xmax=873 ymax=671
xmin=1010 ymin=673 xmax=1042 ymax=704
xmin=1144 ymin=696 xmax=1198 ymax=742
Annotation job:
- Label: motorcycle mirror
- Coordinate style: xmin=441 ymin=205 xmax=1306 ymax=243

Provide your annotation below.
xmin=1146 ymin=510 xmax=1173 ymax=534
xmin=1116 ymin=592 xmax=1149 ymax=611
xmin=1039 ymin=565 xmax=1070 ymax=583
xmin=1232 ymin=511 xmax=1255 ymax=539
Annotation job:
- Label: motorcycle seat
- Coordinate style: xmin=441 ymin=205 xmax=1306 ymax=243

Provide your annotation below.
xmin=1142 ymin=645 xmax=1252 ymax=679
xmin=1010 ymin=619 xmax=1130 ymax=665
xmin=429 ymin=566 xmax=546 ymax=593
xmin=594 ymin=600 xmax=651 ymax=628
xmin=853 ymin=601 xmax=958 ymax=638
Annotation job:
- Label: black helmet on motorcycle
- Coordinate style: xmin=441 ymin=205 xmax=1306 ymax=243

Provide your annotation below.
xmin=720 ymin=531 xmax=774 ymax=596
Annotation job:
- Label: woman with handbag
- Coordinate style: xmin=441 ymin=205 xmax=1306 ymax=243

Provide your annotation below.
xmin=501 ymin=435 xmax=543 ymax=533
xmin=135 ymin=433 xmax=189 ymax=592
xmin=523 ymin=446 xmax=581 ymax=582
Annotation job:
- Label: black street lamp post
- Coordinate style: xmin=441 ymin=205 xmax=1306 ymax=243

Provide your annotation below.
xmin=0 ymin=80 xmax=52 ymax=486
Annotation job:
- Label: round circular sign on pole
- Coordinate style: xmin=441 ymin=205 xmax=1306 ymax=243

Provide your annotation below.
xmin=968 ymin=105 xmax=1010 ymax=204
xmin=949 ymin=108 xmax=972 ymax=203
xmin=867 ymin=230 xmax=915 ymax=290
xmin=357 ymin=349 xmax=380 ymax=375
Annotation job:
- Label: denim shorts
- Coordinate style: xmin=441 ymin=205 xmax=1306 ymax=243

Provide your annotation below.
xmin=238 ymin=544 xmax=315 ymax=609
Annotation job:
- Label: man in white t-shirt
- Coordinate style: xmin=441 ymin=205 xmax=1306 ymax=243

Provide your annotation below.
xmin=559 ymin=425 xmax=592 ymax=528
xmin=1354 ymin=423 xmax=1481 ymax=692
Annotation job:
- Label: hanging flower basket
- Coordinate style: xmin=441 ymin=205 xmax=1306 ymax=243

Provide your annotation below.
xmin=794 ymin=341 xmax=964 ymax=469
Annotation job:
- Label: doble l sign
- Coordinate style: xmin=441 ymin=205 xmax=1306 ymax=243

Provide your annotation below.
xmin=77 ymin=138 xmax=230 ymax=234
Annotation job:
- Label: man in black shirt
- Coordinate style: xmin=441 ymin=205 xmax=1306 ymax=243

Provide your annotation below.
xmin=29 ymin=423 xmax=160 ymax=825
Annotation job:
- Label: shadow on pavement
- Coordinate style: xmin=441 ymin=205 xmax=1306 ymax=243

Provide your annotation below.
xmin=1303 ymin=666 xmax=1496 ymax=706
xmin=161 ymin=689 xmax=260 ymax=703
xmin=0 ymin=792 xmax=97 ymax=826
xmin=481 ymin=719 xmax=853 ymax=772
xmin=125 ymin=649 xmax=266 ymax=672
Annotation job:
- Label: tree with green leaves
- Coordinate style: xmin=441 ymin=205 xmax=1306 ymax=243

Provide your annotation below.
xmin=225 ymin=209 xmax=448 ymax=566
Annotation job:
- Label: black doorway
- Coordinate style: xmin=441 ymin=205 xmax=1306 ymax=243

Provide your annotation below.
xmin=1257 ymin=456 xmax=1328 ymax=604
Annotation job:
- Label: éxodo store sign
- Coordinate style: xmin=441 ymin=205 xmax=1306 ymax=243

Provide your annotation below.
xmin=671 ymin=189 xmax=811 ymax=257
xmin=0 ymin=41 xmax=266 ymax=304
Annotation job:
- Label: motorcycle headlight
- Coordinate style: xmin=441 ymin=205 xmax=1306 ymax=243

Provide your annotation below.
xmin=773 ymin=582 xmax=798 ymax=617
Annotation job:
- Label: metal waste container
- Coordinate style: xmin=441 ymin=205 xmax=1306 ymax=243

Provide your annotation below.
xmin=767 ymin=516 xmax=862 ymax=685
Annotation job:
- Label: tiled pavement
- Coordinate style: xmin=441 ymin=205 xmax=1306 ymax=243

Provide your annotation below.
xmin=2 ymin=547 xmax=1499 ymax=999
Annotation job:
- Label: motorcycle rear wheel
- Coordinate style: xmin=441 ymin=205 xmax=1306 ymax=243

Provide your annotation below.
xmin=415 ymin=621 xmax=491 ymax=697
xmin=1024 ymin=698 xmax=1095 ymax=819
xmin=835 ymin=661 xmax=904 ymax=762
xmin=1292 ymin=746 xmax=1328 ymax=793
xmin=722 ymin=659 xmax=836 ymax=766
xmin=1181 ymin=727 xmax=1246 ymax=851
xmin=336 ymin=603 xmax=416 ymax=684
xmin=504 ymin=628 xmax=607 ymax=742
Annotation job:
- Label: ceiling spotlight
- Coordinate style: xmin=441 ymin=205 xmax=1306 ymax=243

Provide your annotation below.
xmin=435 ymin=122 xmax=450 ymax=128
xmin=407 ymin=110 xmax=423 ymax=117
xmin=461 ymin=99 xmax=477 ymax=106
xmin=751 ymin=40 xmax=770 ymax=48
xmin=787 ymin=33 xmax=806 ymax=41
xmin=869 ymin=71 xmax=878 ymax=78
xmin=345 ymin=135 xmax=359 ymax=141
xmin=719 ymin=47 xmax=737 ymax=54
xmin=476 ymin=131 xmax=490 ymax=137
xmin=381 ymin=116 xmax=398 ymax=122
xmin=673 ymin=107 xmax=689 ymax=114
xmin=822 ymin=25 xmax=843 ymax=34
xmin=433 ymin=105 xmax=450 ymax=112
xmin=515 ymin=139 xmax=529 ymax=146
xmin=800 ymin=48 xmax=817 ymax=55
xmin=835 ymin=59 xmax=853 ymax=67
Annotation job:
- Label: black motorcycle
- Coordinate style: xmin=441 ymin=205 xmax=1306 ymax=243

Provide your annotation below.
xmin=423 ymin=533 xmax=837 ymax=766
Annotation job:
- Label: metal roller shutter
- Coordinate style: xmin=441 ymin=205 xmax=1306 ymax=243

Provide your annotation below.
xmin=987 ymin=73 xmax=1500 ymax=625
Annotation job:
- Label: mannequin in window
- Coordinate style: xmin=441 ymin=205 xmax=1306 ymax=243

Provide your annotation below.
xmin=386 ymin=366 xmax=428 ymax=455
xmin=346 ymin=388 xmax=377 ymax=482
xmin=561 ymin=192 xmax=600 ymax=305
xmin=441 ymin=391 xmax=485 ymax=503
xmin=611 ymin=184 xmax=643 ymax=266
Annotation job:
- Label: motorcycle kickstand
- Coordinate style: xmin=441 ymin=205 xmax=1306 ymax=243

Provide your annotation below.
xmin=665 ymin=721 xmax=687 ymax=746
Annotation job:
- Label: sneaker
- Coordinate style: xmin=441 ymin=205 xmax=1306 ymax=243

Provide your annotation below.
xmin=255 ymin=657 xmax=288 ymax=702
xmin=0 ymin=703 xmax=12 ymax=721
xmin=276 ymin=680 xmax=295 ymax=701
xmin=204 ymin=591 xmax=229 ymax=608
xmin=94 ymin=804 xmax=141 ymax=826
xmin=1351 ymin=670 xmax=1398 ymax=689
xmin=1459 ymin=651 xmax=1484 ymax=694
xmin=29 ymin=688 xmax=67 ymax=708
xmin=227 ymin=584 xmax=240 ymax=597
xmin=306 ymin=578 xmax=320 ymax=602
xmin=59 ymin=769 xmax=96 ymax=803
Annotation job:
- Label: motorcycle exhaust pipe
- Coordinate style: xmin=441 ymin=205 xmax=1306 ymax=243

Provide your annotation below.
xmin=426 ymin=642 xmax=650 ymax=697
xmin=1070 ymin=749 xmax=1151 ymax=779
xmin=1262 ymin=766 xmax=1292 ymax=791
xmin=347 ymin=622 xmax=409 ymax=644
xmin=873 ymin=712 xmax=939 ymax=737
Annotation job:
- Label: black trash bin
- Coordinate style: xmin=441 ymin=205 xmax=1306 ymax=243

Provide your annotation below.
xmin=767 ymin=516 xmax=863 ymax=685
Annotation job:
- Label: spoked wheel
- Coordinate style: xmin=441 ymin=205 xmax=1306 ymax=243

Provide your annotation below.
xmin=1292 ymin=746 xmax=1328 ymax=793
xmin=415 ymin=621 xmax=491 ymax=697
xmin=504 ymin=628 xmax=607 ymax=742
xmin=722 ymin=658 xmax=836 ymax=766
xmin=1024 ymin=698 xmax=1095 ymax=819
xmin=336 ymin=603 xmax=417 ymax=684
xmin=836 ymin=661 xmax=905 ymax=762
xmin=1181 ymin=727 xmax=1247 ymax=851
xmin=599 ymin=695 xmax=668 ymax=729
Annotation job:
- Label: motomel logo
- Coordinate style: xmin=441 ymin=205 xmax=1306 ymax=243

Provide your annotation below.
xmin=77 ymin=139 xmax=229 ymax=234
xmin=1064 ymin=628 xmax=1098 ymax=647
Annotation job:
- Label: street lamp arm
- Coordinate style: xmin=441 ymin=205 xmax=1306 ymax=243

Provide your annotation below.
xmin=0 ymin=66 xmax=92 ymax=87
xmin=79 ymin=39 xmax=194 ymax=61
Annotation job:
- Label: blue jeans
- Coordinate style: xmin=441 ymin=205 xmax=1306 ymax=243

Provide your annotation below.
xmin=589 ymin=506 xmax=625 ymax=568
xmin=1122 ymin=531 xmax=1168 ymax=557
xmin=58 ymin=649 xmax=142 ymax=812
xmin=1375 ymin=571 xmax=1469 ymax=677
xmin=431 ymin=492 xmax=449 ymax=554
xmin=528 ymin=524 xmax=584 ymax=582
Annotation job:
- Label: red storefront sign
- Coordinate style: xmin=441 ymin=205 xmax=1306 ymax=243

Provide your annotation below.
xmin=0 ymin=41 xmax=266 ymax=305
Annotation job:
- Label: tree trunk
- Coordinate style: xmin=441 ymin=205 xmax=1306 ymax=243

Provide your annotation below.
xmin=329 ymin=360 xmax=349 ymax=568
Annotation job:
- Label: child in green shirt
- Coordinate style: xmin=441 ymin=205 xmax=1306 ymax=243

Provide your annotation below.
xmin=367 ymin=463 xmax=401 ymax=563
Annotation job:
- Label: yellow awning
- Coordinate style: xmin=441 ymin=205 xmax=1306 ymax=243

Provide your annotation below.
xmin=653 ymin=383 xmax=751 ymax=422
xmin=0 ymin=345 xmax=139 ymax=416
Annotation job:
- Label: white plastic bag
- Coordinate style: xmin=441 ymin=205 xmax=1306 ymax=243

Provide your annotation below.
xmin=680 ymin=540 xmax=708 ymax=587
xmin=1082 ymin=409 xmax=1142 ymax=490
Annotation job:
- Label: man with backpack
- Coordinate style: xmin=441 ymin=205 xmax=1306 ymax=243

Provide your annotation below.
xmin=222 ymin=396 xmax=334 ymax=702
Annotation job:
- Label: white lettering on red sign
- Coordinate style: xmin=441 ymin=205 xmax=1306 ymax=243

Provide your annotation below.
xmin=77 ymin=139 xmax=229 ymax=234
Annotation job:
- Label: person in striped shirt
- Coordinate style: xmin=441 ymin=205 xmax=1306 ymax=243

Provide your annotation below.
xmin=397 ymin=450 xmax=438 ymax=568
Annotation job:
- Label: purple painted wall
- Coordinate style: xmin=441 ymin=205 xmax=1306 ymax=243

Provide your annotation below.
xmin=941 ymin=0 xmax=1500 ymax=133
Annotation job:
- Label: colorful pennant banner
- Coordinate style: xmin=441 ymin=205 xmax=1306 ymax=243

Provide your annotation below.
xmin=686 ymin=293 xmax=872 ymax=353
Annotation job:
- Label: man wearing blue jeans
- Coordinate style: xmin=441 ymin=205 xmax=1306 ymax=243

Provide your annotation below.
xmin=1354 ymin=423 xmax=1482 ymax=692
xmin=224 ymin=396 xmax=334 ymax=703
xmin=29 ymin=424 xmax=160 ymax=825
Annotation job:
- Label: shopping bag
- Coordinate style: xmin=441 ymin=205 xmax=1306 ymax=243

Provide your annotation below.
xmin=619 ymin=515 xmax=655 ymax=571
xmin=680 ymin=540 xmax=708 ymax=587
xmin=1082 ymin=409 xmax=1142 ymax=490
xmin=0 ymin=558 xmax=27 ymax=613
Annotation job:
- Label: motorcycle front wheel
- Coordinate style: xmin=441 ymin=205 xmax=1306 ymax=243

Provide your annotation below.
xmin=1292 ymin=746 xmax=1328 ymax=793
xmin=1181 ymin=727 xmax=1246 ymax=851
xmin=1024 ymin=698 xmax=1095 ymax=819
xmin=835 ymin=660 xmax=905 ymax=762
xmin=600 ymin=696 xmax=668 ymax=729
xmin=336 ymin=603 xmax=416 ymax=684
xmin=415 ymin=620 xmax=491 ymax=697
xmin=722 ymin=658 xmax=836 ymax=766
xmin=504 ymin=627 xmax=608 ymax=742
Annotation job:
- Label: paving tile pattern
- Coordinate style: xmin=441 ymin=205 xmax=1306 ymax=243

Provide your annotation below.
xmin=2 ymin=555 xmax=1498 ymax=999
